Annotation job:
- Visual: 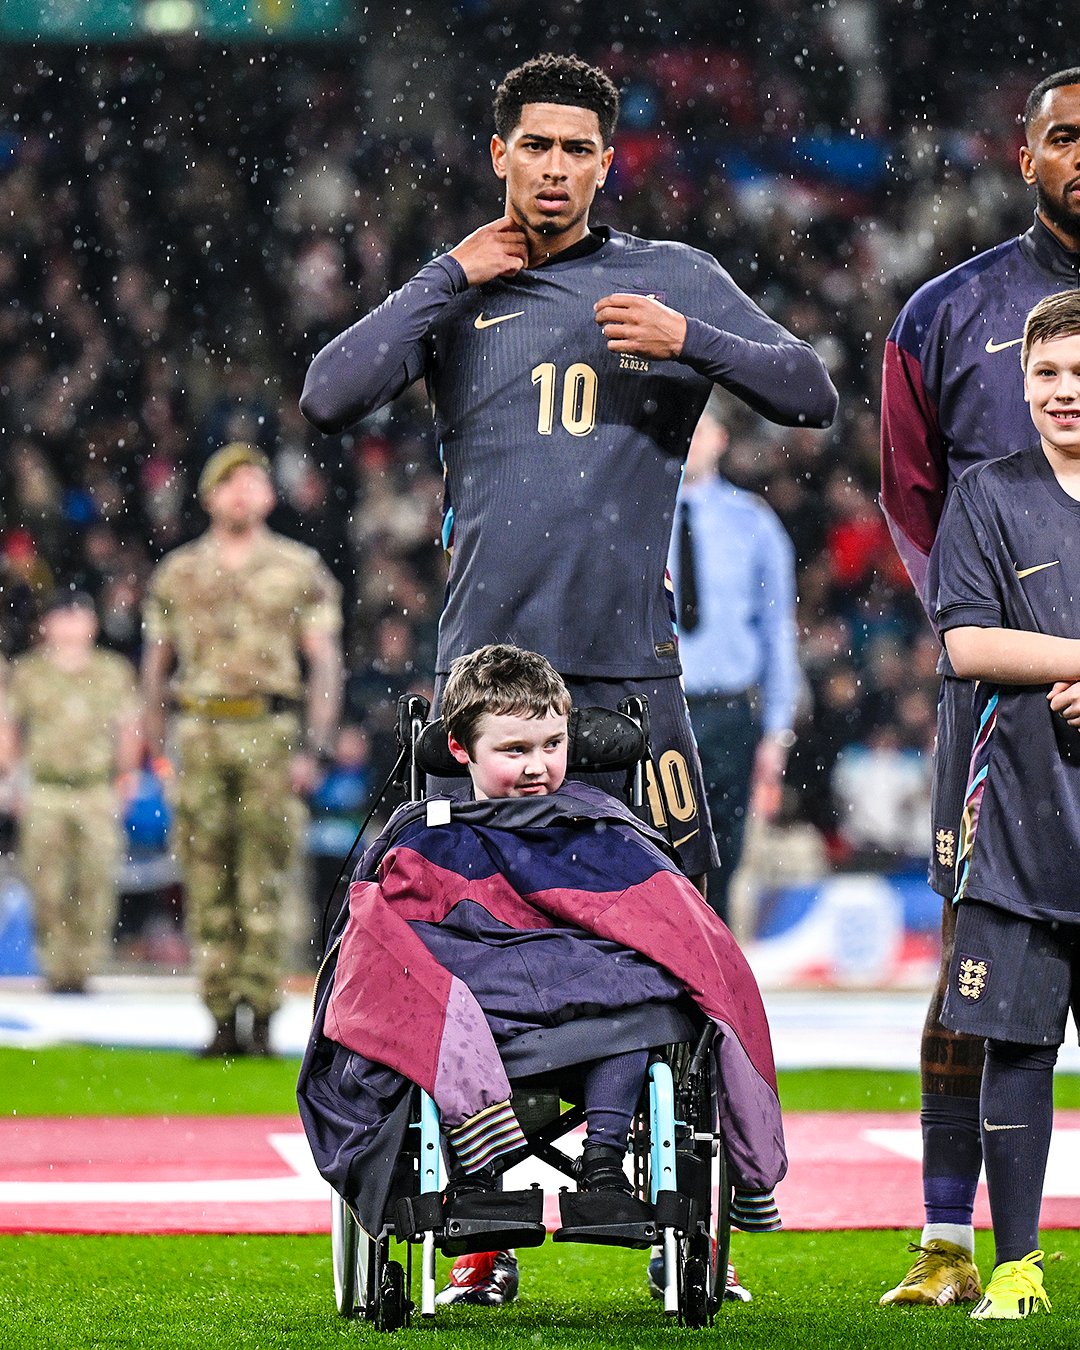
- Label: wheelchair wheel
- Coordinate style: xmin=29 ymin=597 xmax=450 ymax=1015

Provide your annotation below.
xmin=679 ymin=1253 xmax=709 ymax=1329
xmin=713 ymin=1138 xmax=731 ymax=1302
xmin=373 ymin=1259 xmax=409 ymax=1332
xmin=331 ymin=1190 xmax=374 ymax=1318
xmin=672 ymin=1039 xmax=729 ymax=1326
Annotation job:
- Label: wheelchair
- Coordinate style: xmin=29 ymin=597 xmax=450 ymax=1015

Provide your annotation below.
xmin=316 ymin=693 xmax=732 ymax=1330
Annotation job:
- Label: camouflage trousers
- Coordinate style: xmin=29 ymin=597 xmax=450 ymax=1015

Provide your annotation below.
xmin=173 ymin=713 xmax=301 ymax=1019
xmin=19 ymin=782 xmax=121 ymax=988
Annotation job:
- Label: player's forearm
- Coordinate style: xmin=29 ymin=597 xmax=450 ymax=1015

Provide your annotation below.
xmin=679 ymin=318 xmax=838 ymax=427
xmin=944 ymin=625 xmax=1080 ymax=684
xmin=300 ymin=255 xmax=467 ymax=433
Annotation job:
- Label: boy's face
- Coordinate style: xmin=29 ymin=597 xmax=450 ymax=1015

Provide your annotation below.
xmin=1025 ymin=332 xmax=1080 ymax=456
xmin=449 ymin=708 xmax=569 ymax=800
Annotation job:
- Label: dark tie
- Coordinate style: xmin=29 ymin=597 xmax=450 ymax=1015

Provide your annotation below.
xmin=677 ymin=500 xmax=700 ymax=633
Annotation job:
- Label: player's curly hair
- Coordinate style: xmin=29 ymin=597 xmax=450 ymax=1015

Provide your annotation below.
xmin=494 ymin=53 xmax=620 ymax=145
xmin=442 ymin=643 xmax=572 ymax=756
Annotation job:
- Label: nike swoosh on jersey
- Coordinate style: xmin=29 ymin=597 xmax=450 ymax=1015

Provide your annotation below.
xmin=1015 ymin=561 xmax=1061 ymax=579
xmin=474 ymin=311 xmax=525 ymax=330
xmin=984 ymin=336 xmax=1022 ymax=353
xmin=983 ymin=1119 xmax=1028 ymax=1131
xmin=672 ymin=828 xmax=700 ymax=849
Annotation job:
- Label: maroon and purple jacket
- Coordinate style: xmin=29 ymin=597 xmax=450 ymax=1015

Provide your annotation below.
xmin=321 ymin=783 xmax=786 ymax=1200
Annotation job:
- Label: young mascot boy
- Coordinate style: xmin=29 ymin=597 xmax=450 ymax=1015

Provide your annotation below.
xmin=933 ymin=288 xmax=1080 ymax=1320
xmin=439 ymin=643 xmax=656 ymax=1302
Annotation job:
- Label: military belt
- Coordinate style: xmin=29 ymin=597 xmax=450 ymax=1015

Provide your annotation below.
xmin=33 ymin=772 xmax=111 ymax=788
xmin=175 ymin=694 xmax=302 ymax=719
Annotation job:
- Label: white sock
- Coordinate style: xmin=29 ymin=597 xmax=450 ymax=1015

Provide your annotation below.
xmin=922 ymin=1223 xmax=974 ymax=1255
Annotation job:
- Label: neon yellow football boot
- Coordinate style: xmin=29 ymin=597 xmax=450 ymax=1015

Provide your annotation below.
xmin=969 ymin=1250 xmax=1050 ymax=1320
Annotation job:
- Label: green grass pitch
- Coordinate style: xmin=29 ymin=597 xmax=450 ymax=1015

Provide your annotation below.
xmin=5 ymin=1047 xmax=1080 ymax=1346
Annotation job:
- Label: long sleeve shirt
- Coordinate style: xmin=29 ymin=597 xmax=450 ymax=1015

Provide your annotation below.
xmin=303 ymin=228 xmax=836 ymax=677
xmin=880 ymin=215 xmax=1080 ymax=616
xmin=667 ymin=475 xmax=798 ymax=735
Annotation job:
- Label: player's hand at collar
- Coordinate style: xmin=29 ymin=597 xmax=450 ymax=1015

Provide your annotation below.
xmin=450 ymin=217 xmax=528 ymax=285
xmin=594 ymin=293 xmax=687 ymax=360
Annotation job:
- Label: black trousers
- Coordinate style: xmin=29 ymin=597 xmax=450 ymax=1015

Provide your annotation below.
xmin=686 ymin=691 xmax=760 ymax=923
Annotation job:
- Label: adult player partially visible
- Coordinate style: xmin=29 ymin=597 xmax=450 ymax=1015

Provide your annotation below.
xmin=301 ymin=53 xmax=837 ymax=897
xmin=879 ymin=67 xmax=1080 ymax=1307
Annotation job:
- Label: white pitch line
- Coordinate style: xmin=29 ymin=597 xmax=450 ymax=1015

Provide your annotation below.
xmin=0 ymin=1133 xmax=330 ymax=1206
xmin=864 ymin=1127 xmax=1080 ymax=1199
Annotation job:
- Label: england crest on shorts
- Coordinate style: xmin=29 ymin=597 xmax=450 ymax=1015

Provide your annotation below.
xmin=957 ymin=955 xmax=990 ymax=1001
xmin=935 ymin=828 xmax=956 ymax=870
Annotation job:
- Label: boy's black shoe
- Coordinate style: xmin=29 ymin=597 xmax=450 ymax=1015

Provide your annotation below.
xmin=577 ymin=1143 xmax=634 ymax=1194
xmin=443 ymin=1161 xmax=499 ymax=1204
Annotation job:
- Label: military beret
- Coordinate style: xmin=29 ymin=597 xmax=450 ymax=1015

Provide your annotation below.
xmin=198 ymin=442 xmax=273 ymax=501
xmin=40 ymin=587 xmax=97 ymax=618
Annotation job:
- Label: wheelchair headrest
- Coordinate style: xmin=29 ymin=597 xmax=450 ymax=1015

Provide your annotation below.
xmin=414 ymin=705 xmax=646 ymax=779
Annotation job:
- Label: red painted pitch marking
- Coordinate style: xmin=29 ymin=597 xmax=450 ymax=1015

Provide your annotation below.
xmin=779 ymin=1110 xmax=1080 ymax=1231
xmin=0 ymin=1115 xmax=327 ymax=1234
xmin=3 ymin=1112 xmax=1080 ymax=1235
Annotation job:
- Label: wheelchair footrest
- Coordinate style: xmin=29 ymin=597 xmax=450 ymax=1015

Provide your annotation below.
xmin=553 ymin=1189 xmax=657 ymax=1249
xmin=442 ymin=1188 xmax=547 ymax=1257
xmin=654 ymin=1187 xmax=695 ymax=1232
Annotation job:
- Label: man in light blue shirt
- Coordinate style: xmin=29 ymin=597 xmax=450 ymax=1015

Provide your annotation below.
xmin=668 ymin=398 xmax=800 ymax=921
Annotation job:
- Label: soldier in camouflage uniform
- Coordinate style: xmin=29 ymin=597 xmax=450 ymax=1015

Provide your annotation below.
xmin=142 ymin=443 xmax=343 ymax=1056
xmin=0 ymin=591 xmax=141 ymax=994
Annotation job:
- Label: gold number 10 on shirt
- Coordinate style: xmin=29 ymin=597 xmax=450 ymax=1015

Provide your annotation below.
xmin=644 ymin=751 xmax=697 ymax=829
xmin=531 ymin=361 xmax=599 ymax=437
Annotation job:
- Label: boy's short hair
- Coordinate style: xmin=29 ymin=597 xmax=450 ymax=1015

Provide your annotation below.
xmin=494 ymin=54 xmax=620 ymax=145
xmin=1022 ymin=290 xmax=1080 ymax=367
xmin=441 ymin=643 xmax=572 ymax=755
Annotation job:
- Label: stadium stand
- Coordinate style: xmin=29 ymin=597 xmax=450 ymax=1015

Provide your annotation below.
xmin=0 ymin=8 xmax=1054 ymax=877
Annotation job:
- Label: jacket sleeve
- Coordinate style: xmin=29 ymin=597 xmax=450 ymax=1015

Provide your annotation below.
xmin=324 ymin=844 xmax=520 ymax=1137
xmin=300 ymin=254 xmax=468 ymax=433
xmin=879 ymin=329 xmax=948 ymax=613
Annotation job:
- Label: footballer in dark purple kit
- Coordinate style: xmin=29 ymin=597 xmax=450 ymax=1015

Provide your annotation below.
xmin=301 ymin=48 xmax=836 ymax=1311
xmin=302 ymin=53 xmax=836 ymax=893
xmin=880 ymin=67 xmax=1080 ymax=1309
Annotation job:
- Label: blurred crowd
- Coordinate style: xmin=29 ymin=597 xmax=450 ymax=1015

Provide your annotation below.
xmin=0 ymin=3 xmax=1059 ymax=873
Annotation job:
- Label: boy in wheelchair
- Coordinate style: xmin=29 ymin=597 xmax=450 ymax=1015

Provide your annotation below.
xmin=299 ymin=644 xmax=785 ymax=1317
xmin=441 ymin=648 xmax=680 ymax=1200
